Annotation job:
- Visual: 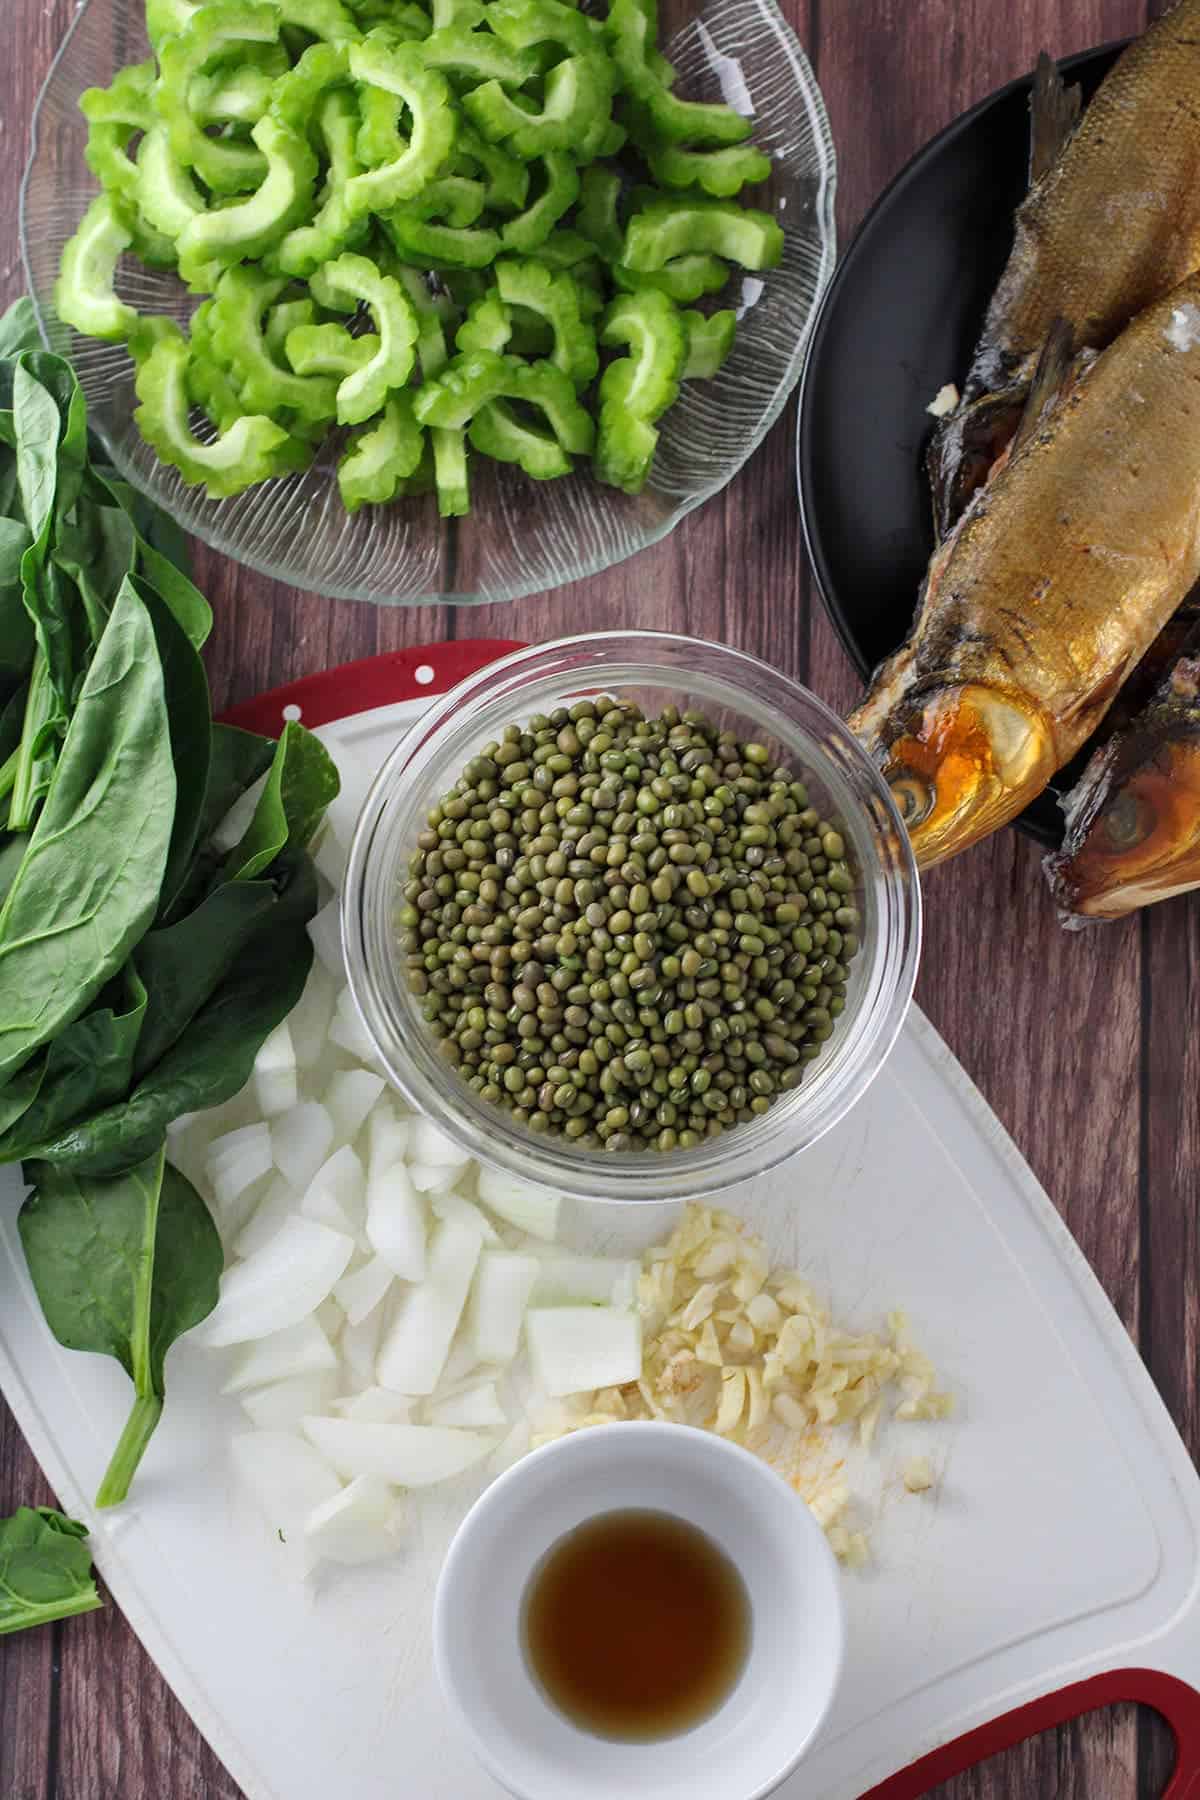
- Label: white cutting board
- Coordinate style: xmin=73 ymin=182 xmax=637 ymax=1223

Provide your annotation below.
xmin=2 ymin=659 xmax=1198 ymax=1800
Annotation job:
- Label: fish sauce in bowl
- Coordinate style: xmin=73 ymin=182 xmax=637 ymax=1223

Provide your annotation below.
xmin=521 ymin=1508 xmax=752 ymax=1741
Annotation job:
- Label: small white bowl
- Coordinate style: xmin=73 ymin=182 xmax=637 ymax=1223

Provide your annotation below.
xmin=434 ymin=1422 xmax=845 ymax=1800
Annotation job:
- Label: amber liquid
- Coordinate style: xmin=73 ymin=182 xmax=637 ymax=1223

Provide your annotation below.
xmin=521 ymin=1508 xmax=752 ymax=1742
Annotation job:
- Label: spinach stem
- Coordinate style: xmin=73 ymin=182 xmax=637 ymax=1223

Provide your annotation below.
xmin=8 ymin=651 xmax=54 ymax=833
xmin=0 ymin=749 xmax=15 ymax=802
xmin=95 ymin=1394 xmax=164 ymax=1510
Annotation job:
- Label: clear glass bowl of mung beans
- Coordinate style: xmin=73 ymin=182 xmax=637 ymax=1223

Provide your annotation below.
xmin=343 ymin=633 xmax=920 ymax=1202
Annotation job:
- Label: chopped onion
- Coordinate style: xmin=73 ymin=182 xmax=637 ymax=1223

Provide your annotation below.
xmin=302 ymin=1417 xmax=494 ymax=1486
xmin=410 ymin=1118 xmax=471 ymax=1168
xmin=340 ymin=1300 xmax=385 ymax=1387
xmin=272 ymin=1101 xmax=334 ymax=1191
xmin=332 ymin=1387 xmax=413 ymax=1423
xmin=198 ymin=1217 xmax=355 ymax=1347
xmin=334 ymin=1255 xmax=393 ymax=1327
xmin=205 ymin=1123 xmax=274 ymax=1210
xmin=222 ymin=1318 xmax=338 ymax=1394
xmin=436 ymin=1338 xmax=486 ymax=1396
xmin=530 ymin=1256 xmax=639 ymax=1309
xmin=304 ymin=1475 xmax=405 ymax=1565
xmin=328 ymin=985 xmax=380 ymax=1065
xmin=476 ymin=1167 xmax=561 ymax=1240
xmin=430 ymin=1190 xmax=498 ymax=1243
xmin=302 ymin=1145 xmax=366 ymax=1237
xmin=366 ymin=1102 xmax=412 ymax=1176
xmin=289 ymin=961 xmax=336 ymax=1070
xmin=213 ymin=771 xmax=269 ymax=853
xmin=307 ymin=896 xmax=345 ymax=979
xmin=407 ymin=1161 xmax=459 ymax=1196
xmin=314 ymin=1296 xmax=344 ymax=1342
xmin=233 ymin=1176 xmax=297 ymax=1260
xmin=376 ymin=1215 xmax=483 ymax=1395
xmin=229 ymin=1430 xmax=342 ymax=1573
xmin=324 ymin=1069 xmax=385 ymax=1146
xmin=427 ymin=1380 xmax=507 ymax=1430
xmin=365 ymin=1161 xmax=426 ymax=1280
xmin=252 ymin=1019 xmax=298 ymax=1119
xmin=467 ymin=1252 xmax=539 ymax=1365
xmin=526 ymin=1306 xmax=642 ymax=1398
xmin=240 ymin=1371 xmax=336 ymax=1431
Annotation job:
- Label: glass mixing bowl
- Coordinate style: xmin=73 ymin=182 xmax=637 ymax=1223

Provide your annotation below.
xmin=343 ymin=633 xmax=920 ymax=1201
xmin=21 ymin=0 xmax=836 ymax=607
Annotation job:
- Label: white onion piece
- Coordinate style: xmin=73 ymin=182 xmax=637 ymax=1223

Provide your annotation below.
xmin=240 ymin=1371 xmax=336 ymax=1432
xmin=289 ymin=961 xmax=336 ymax=1070
xmin=410 ymin=1117 xmax=471 ymax=1168
xmin=252 ymin=1019 xmax=298 ymax=1119
xmin=302 ymin=1145 xmax=366 ymax=1233
xmin=467 ymin=1252 xmax=539 ymax=1365
xmin=332 ymin=1387 xmax=413 ymax=1423
xmin=198 ymin=1217 xmax=355 ymax=1347
xmin=407 ymin=1161 xmax=458 ymax=1196
xmin=431 ymin=1190 xmax=498 ymax=1243
xmin=376 ymin=1215 xmax=483 ymax=1395
xmin=272 ymin=1101 xmax=334 ymax=1191
xmin=367 ymin=1102 xmax=412 ymax=1176
xmin=334 ymin=1255 xmax=393 ymax=1327
xmin=206 ymin=1123 xmax=274 ymax=1210
xmin=212 ymin=771 xmax=269 ymax=852
xmin=233 ymin=1176 xmax=296 ymax=1260
xmin=317 ymin=734 xmax=375 ymax=850
xmin=529 ymin=1256 xmax=639 ymax=1310
xmin=365 ymin=1162 xmax=426 ymax=1280
xmin=525 ymin=1306 xmax=642 ymax=1398
xmin=302 ymin=1183 xmax=356 ymax=1239
xmin=436 ymin=1337 xmax=486 ymax=1396
xmin=222 ymin=1317 xmax=338 ymax=1394
xmin=302 ymin=1417 xmax=493 ymax=1486
xmin=324 ymin=1069 xmax=385 ymax=1147
xmin=304 ymin=1475 xmax=404 ymax=1566
xmin=476 ymin=1167 xmax=561 ymax=1240
xmin=307 ymin=896 xmax=345 ymax=978
xmin=427 ymin=1381 xmax=507 ymax=1430
xmin=314 ymin=1296 xmax=344 ymax=1341
xmin=489 ymin=1416 xmax=533 ymax=1476
xmin=340 ymin=1301 xmax=385 ymax=1387
xmin=329 ymin=985 xmax=380 ymax=1064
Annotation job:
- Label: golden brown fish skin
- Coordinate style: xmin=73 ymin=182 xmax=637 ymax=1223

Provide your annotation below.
xmin=1046 ymin=650 xmax=1200 ymax=922
xmin=850 ymin=274 xmax=1200 ymax=869
xmin=968 ymin=0 xmax=1200 ymax=401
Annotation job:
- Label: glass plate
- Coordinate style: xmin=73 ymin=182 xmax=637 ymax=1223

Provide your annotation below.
xmin=21 ymin=0 xmax=835 ymax=606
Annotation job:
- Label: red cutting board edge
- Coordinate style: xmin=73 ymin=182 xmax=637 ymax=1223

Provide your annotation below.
xmin=222 ymin=639 xmax=1200 ymax=1800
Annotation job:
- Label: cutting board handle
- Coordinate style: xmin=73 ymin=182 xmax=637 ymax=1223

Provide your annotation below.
xmin=859 ymin=1670 xmax=1200 ymax=1799
xmin=218 ymin=639 xmax=525 ymax=735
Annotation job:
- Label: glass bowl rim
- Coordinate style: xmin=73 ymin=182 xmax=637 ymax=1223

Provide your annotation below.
xmin=342 ymin=630 xmax=922 ymax=1200
xmin=18 ymin=0 xmax=838 ymax=609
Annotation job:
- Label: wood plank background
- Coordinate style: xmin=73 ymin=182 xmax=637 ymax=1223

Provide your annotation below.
xmin=0 ymin=0 xmax=1193 ymax=1793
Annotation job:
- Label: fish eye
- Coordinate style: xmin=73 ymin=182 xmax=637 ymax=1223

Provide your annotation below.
xmin=1101 ymin=791 xmax=1152 ymax=851
xmin=890 ymin=773 xmax=934 ymax=827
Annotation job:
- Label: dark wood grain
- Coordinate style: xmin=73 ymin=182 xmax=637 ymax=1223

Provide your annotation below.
xmin=1 ymin=0 xmax=1194 ymax=1795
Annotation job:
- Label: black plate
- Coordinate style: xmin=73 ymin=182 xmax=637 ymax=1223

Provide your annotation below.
xmin=797 ymin=43 xmax=1125 ymax=847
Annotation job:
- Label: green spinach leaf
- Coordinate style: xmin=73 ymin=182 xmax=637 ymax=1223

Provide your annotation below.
xmin=0 ymin=520 xmax=33 ymax=682
xmin=201 ymin=724 xmax=277 ymax=846
xmin=19 ymin=1148 xmax=221 ymax=1508
xmin=0 ymin=1507 xmax=103 ymax=1636
xmin=132 ymin=881 xmax=278 ymax=1077
xmin=0 ymin=299 xmax=41 ymax=361
xmin=29 ymin=853 xmax=317 ymax=1176
xmin=0 ymin=968 xmax=147 ymax=1161
xmin=226 ymin=721 xmax=340 ymax=882
xmin=134 ymin=577 xmax=211 ymax=918
xmin=0 ymin=580 xmax=174 ymax=1090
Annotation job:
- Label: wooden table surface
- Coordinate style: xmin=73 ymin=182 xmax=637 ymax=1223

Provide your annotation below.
xmin=1 ymin=0 xmax=1194 ymax=1794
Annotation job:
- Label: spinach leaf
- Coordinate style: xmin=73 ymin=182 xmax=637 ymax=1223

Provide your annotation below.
xmin=0 ymin=521 xmax=33 ymax=684
xmin=201 ymin=724 xmax=276 ymax=845
xmin=226 ymin=722 xmax=340 ymax=882
xmin=136 ymin=539 xmax=211 ymax=652
xmin=0 ymin=299 xmax=41 ymax=361
xmin=134 ymin=576 xmax=211 ymax=918
xmin=52 ymin=499 xmax=135 ymax=642
xmin=0 ymin=833 xmax=26 ymax=910
xmin=28 ymin=853 xmax=317 ymax=1176
xmin=15 ymin=357 xmax=90 ymax=714
xmin=0 ymin=680 xmax=26 ymax=766
xmin=132 ymin=880 xmax=278 ymax=1077
xmin=0 ymin=1058 xmax=45 ymax=1140
xmin=0 ymin=1507 xmax=103 ymax=1636
xmin=19 ymin=1148 xmax=221 ymax=1508
xmin=0 ymin=580 xmax=174 ymax=1090
xmin=89 ymin=469 xmax=210 ymax=651
xmin=0 ymin=968 xmax=147 ymax=1160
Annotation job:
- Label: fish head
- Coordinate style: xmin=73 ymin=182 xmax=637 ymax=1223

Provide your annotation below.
xmin=875 ymin=683 xmax=1056 ymax=868
xmin=1046 ymin=736 xmax=1200 ymax=920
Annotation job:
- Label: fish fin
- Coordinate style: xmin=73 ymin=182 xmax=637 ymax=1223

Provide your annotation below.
xmin=1010 ymin=316 xmax=1075 ymax=456
xmin=1029 ymin=52 xmax=1082 ymax=184
xmin=925 ymin=387 xmax=1026 ymax=540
